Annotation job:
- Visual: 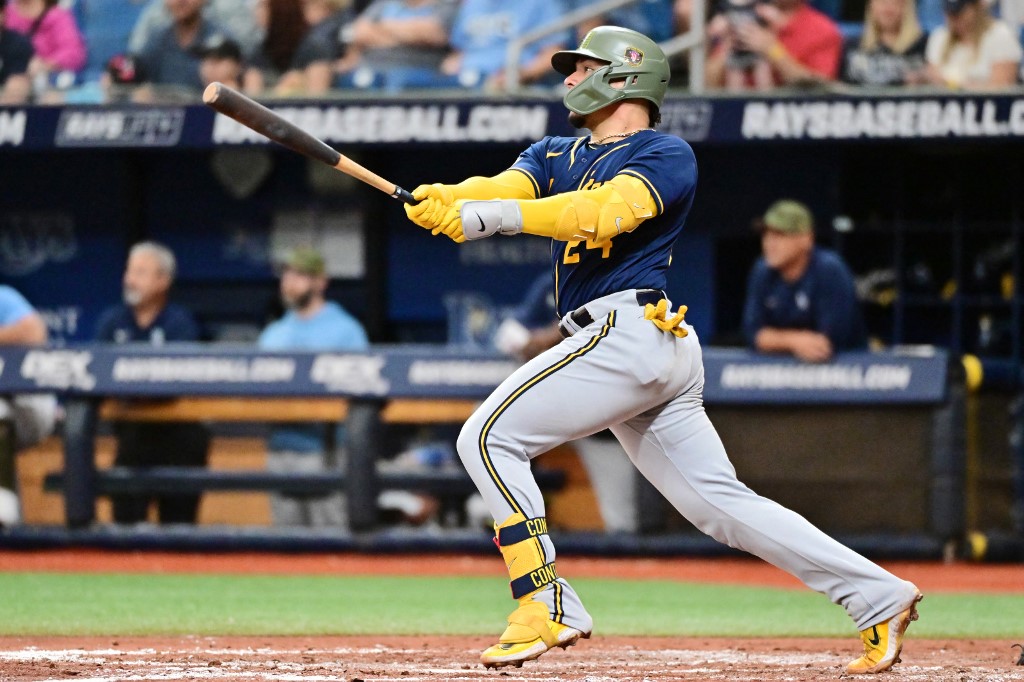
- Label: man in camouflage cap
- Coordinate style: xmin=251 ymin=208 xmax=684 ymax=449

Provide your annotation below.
xmin=743 ymin=199 xmax=867 ymax=362
xmin=258 ymin=247 xmax=368 ymax=526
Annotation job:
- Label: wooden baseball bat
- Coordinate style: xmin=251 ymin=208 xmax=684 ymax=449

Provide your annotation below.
xmin=202 ymin=82 xmax=418 ymax=205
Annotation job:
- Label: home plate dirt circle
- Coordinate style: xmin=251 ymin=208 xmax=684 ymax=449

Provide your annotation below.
xmin=0 ymin=636 xmax=1020 ymax=681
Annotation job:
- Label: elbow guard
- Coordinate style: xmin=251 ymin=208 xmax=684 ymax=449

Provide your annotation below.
xmin=520 ymin=175 xmax=657 ymax=242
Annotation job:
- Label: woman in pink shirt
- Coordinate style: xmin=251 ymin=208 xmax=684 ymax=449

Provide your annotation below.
xmin=4 ymin=0 xmax=87 ymax=82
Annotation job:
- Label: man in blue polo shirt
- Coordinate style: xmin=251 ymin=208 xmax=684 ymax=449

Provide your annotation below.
xmin=95 ymin=241 xmax=210 ymax=524
xmin=743 ymin=199 xmax=867 ymax=362
xmin=258 ymin=248 xmax=368 ymax=527
xmin=133 ymin=0 xmax=236 ymax=94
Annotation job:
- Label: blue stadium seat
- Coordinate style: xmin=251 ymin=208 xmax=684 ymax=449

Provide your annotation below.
xmin=75 ymin=0 xmax=148 ymax=83
xmin=839 ymin=20 xmax=864 ymax=41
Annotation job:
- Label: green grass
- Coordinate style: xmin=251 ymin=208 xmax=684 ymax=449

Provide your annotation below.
xmin=0 ymin=573 xmax=1020 ymax=638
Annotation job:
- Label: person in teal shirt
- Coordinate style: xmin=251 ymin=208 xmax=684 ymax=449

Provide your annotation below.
xmin=258 ymin=247 xmax=368 ymax=527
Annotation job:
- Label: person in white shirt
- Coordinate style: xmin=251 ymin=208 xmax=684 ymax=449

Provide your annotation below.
xmin=925 ymin=0 xmax=1022 ymax=87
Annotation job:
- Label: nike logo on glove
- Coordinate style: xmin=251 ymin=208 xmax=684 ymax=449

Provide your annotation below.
xmin=477 ymin=215 xmax=487 ymax=232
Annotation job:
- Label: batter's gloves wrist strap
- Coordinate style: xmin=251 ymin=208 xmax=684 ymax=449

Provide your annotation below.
xmin=459 ymin=200 xmax=523 ymax=241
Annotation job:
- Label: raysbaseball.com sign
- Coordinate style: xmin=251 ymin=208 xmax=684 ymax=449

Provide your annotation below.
xmin=742 ymin=98 xmax=1024 ymax=140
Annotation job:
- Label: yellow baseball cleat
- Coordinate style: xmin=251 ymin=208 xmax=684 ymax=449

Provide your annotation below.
xmin=480 ymin=599 xmax=590 ymax=669
xmin=846 ymin=589 xmax=923 ymax=674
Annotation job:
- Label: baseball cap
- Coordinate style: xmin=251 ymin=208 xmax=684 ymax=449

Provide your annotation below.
xmin=756 ymin=199 xmax=814 ymax=235
xmin=196 ymin=34 xmax=243 ymax=62
xmin=281 ymin=247 xmax=326 ymax=276
xmin=106 ymin=54 xmax=146 ymax=85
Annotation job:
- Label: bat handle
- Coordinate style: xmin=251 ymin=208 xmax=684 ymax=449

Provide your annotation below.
xmin=392 ymin=186 xmax=420 ymax=205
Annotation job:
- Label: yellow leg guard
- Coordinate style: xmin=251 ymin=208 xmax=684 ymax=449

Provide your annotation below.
xmin=494 ymin=513 xmax=558 ymax=599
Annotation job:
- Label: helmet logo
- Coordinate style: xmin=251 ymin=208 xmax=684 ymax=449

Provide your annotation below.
xmin=624 ymin=47 xmax=644 ymax=66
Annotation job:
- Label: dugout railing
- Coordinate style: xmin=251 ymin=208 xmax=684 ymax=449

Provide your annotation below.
xmin=0 ymin=344 xmax=977 ymax=559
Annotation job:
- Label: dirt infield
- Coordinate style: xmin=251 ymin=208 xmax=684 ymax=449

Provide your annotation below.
xmin=0 ymin=635 xmax=1022 ymax=681
xmin=2 ymin=551 xmax=1023 ymax=680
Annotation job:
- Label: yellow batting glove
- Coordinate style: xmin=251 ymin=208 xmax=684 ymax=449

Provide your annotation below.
xmin=435 ymin=202 xmax=466 ymax=243
xmin=404 ymin=184 xmax=457 ymax=233
xmin=644 ymin=299 xmax=689 ymax=338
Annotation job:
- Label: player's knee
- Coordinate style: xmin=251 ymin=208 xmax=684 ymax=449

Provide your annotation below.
xmin=455 ymin=417 xmax=485 ymax=467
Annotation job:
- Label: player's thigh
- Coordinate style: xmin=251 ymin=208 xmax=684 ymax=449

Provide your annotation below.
xmin=460 ymin=317 xmax=667 ymax=458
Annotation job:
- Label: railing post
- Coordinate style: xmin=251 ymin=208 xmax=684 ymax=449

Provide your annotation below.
xmin=345 ymin=399 xmax=385 ymax=532
xmin=62 ymin=398 xmax=99 ymax=528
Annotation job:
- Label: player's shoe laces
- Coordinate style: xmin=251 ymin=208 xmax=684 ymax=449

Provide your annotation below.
xmin=846 ymin=589 xmax=923 ymax=674
xmin=480 ymin=599 xmax=590 ymax=669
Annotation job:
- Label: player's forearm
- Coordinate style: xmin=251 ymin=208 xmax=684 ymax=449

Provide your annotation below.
xmin=753 ymin=327 xmax=806 ymax=353
xmin=517 ymin=175 xmax=657 ymax=241
xmin=449 ymin=170 xmax=537 ymax=201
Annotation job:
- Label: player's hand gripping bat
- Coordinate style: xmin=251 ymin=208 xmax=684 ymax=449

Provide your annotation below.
xmin=202 ymin=82 xmax=418 ymax=205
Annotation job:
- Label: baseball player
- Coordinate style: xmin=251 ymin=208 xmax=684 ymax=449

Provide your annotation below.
xmin=405 ymin=26 xmax=922 ymax=673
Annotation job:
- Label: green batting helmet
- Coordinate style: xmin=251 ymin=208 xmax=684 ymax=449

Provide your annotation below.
xmin=551 ymin=26 xmax=670 ymax=116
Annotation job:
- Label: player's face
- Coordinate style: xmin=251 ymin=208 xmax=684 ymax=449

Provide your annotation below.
xmin=123 ymin=251 xmax=171 ymax=308
xmin=564 ymin=58 xmax=614 ymax=129
xmin=761 ymin=229 xmax=812 ymax=270
xmin=280 ymin=268 xmax=324 ymax=311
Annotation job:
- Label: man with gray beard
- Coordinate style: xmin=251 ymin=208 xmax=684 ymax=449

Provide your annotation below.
xmin=94 ymin=241 xmax=210 ymax=524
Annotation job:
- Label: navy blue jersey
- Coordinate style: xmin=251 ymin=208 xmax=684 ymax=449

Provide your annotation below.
xmin=511 ymin=130 xmax=697 ymax=317
xmin=742 ymin=246 xmax=867 ymax=351
xmin=94 ymin=302 xmax=200 ymax=344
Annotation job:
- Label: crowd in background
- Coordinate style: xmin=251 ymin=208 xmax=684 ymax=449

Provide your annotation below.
xmin=1 ymin=0 xmax=1023 ymax=104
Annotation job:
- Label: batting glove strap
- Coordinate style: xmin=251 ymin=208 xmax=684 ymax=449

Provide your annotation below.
xmin=460 ymin=200 xmax=523 ymax=241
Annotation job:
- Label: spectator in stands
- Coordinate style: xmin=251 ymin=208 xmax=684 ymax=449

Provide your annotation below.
xmin=0 ymin=0 xmax=33 ymax=104
xmin=132 ymin=0 xmax=236 ymax=95
xmin=0 ymin=285 xmax=58 ymax=528
xmin=491 ymin=273 xmax=640 ymax=533
xmin=3 ymin=0 xmax=86 ymax=91
xmin=273 ymin=0 xmax=354 ymax=95
xmin=94 ymin=241 xmax=211 ymax=525
xmin=242 ymin=0 xmax=308 ymax=94
xmin=841 ymin=0 xmax=928 ymax=85
xmin=198 ymin=34 xmax=244 ymax=89
xmin=129 ymin=0 xmax=261 ymax=61
xmin=258 ymin=248 xmax=368 ymax=527
xmin=705 ymin=0 xmax=843 ymax=89
xmin=742 ymin=200 xmax=867 ymax=362
xmin=335 ymin=0 xmax=458 ymax=91
xmin=924 ymin=0 xmax=1022 ymax=88
xmin=440 ymin=0 xmax=572 ymax=89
